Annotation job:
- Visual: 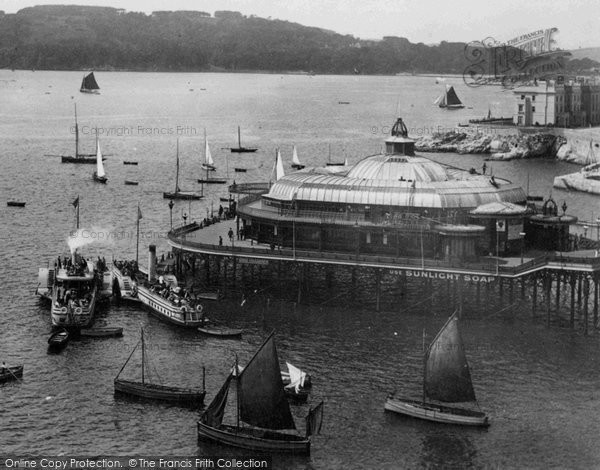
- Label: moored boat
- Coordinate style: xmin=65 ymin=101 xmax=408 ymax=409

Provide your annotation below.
xmin=123 ymin=161 xmax=138 ymax=165
xmin=163 ymin=140 xmax=203 ymax=200
xmin=48 ymin=329 xmax=70 ymax=352
xmin=60 ymin=104 xmax=98 ymax=163
xmin=384 ymin=312 xmax=489 ymax=427
xmin=114 ymin=328 xmax=205 ymax=406
xmin=7 ymin=201 xmax=26 ymax=207
xmin=230 ymin=126 xmax=258 ymax=153
xmin=291 ymin=145 xmax=305 ymax=170
xmin=197 ymin=326 xmax=243 ymax=338
xmin=124 ymin=180 xmax=139 ymax=185
xmin=80 ymin=327 xmax=123 ymax=338
xmin=198 ymin=332 xmax=323 ymax=454
xmin=0 ymin=365 xmax=24 ymax=383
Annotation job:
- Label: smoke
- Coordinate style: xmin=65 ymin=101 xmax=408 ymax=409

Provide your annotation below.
xmin=67 ymin=226 xmax=115 ymax=254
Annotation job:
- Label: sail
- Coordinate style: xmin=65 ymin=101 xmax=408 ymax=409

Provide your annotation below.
xmin=445 ymin=86 xmax=463 ymax=107
xmin=238 ymin=334 xmax=296 ymax=430
xmin=82 ymin=72 xmax=100 ymax=90
xmin=434 ymin=92 xmax=446 ymax=107
xmin=305 ymin=401 xmax=324 ymax=437
xmin=292 ymin=146 xmax=301 ymax=166
xmin=424 ymin=313 xmax=476 ymax=403
xmin=276 ymin=149 xmax=285 ymax=181
xmin=203 ymin=374 xmax=233 ymax=427
xmin=285 ymin=362 xmax=306 ymax=392
xmin=205 ymin=137 xmax=214 ymax=166
xmin=96 ymin=138 xmax=105 ymax=177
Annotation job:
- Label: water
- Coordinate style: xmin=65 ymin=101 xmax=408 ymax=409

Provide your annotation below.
xmin=1 ymin=70 xmax=600 ymax=468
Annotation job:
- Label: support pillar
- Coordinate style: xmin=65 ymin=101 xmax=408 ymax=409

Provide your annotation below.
xmin=570 ymin=275 xmax=576 ymax=328
xmin=375 ymin=268 xmax=382 ymax=312
xmin=532 ymin=276 xmax=537 ymax=317
xmin=583 ymin=277 xmax=590 ymax=335
xmin=556 ymin=275 xmax=561 ymax=317
xmin=594 ymin=278 xmax=599 ymax=328
xmin=545 ymin=275 xmax=551 ymax=327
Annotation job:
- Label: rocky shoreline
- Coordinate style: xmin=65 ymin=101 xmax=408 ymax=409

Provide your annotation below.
xmin=415 ymin=127 xmax=600 ymax=164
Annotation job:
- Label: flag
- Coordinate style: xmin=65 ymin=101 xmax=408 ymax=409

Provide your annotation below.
xmin=72 ymin=196 xmax=79 ymax=208
xmin=137 ymin=205 xmax=143 ymax=220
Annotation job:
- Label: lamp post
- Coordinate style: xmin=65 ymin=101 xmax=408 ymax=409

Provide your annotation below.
xmin=168 ymin=200 xmax=174 ymax=229
xmin=519 ymin=231 xmax=526 ymax=264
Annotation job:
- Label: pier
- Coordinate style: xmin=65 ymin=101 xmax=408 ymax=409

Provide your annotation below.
xmin=168 ymin=219 xmax=600 ymax=333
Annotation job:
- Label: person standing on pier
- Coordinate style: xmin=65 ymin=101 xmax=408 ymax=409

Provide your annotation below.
xmin=228 ymin=227 xmax=234 ymax=244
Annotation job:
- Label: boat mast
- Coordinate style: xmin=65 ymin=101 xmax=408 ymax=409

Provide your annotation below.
xmin=141 ymin=328 xmax=145 ymax=385
xmin=136 ymin=204 xmax=140 ymax=266
xmin=74 ymin=103 xmax=79 ymax=159
xmin=238 ymin=126 xmax=241 ymax=149
xmin=76 ymin=194 xmax=80 ymax=230
xmin=422 ymin=328 xmax=427 ymax=404
xmin=175 ymin=139 xmax=180 ymax=193
xmin=235 ymin=353 xmax=240 ymax=430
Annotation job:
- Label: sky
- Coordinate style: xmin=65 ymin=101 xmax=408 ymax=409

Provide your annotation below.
xmin=0 ymin=0 xmax=598 ymax=49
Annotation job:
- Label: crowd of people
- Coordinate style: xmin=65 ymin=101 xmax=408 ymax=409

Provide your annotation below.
xmin=114 ymin=259 xmax=138 ymax=277
xmin=148 ymin=276 xmax=196 ymax=310
xmin=54 ymin=284 xmax=92 ymax=310
xmin=55 ymin=254 xmax=91 ymax=277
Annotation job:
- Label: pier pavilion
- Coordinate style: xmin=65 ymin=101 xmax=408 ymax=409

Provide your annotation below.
xmin=165 ymin=119 xmax=600 ymax=333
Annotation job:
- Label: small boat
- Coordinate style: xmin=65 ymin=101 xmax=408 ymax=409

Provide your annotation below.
xmin=198 ymin=178 xmax=227 ymax=184
xmin=7 ymin=201 xmax=26 ymax=207
xmin=325 ymin=144 xmax=344 ymax=166
xmin=434 ymin=85 xmax=465 ymax=109
xmin=92 ymin=137 xmax=108 ymax=183
xmin=282 ymin=362 xmax=312 ymax=388
xmin=283 ymin=362 xmax=311 ymax=402
xmin=163 ymin=140 xmax=203 ymax=200
xmin=80 ymin=327 xmax=123 ymax=338
xmin=197 ymin=326 xmax=243 ymax=338
xmin=124 ymin=180 xmax=139 ymax=185
xmin=114 ymin=328 xmax=205 ymax=406
xmin=123 ymin=161 xmax=138 ymax=165
xmin=234 ymin=168 xmax=247 ymax=172
xmin=198 ymin=332 xmax=324 ymax=454
xmin=0 ymin=365 xmax=24 ymax=383
xmin=201 ymin=131 xmax=216 ymax=171
xmin=196 ymin=290 xmax=222 ymax=301
xmin=80 ymin=71 xmax=100 ymax=94
xmin=291 ymin=145 xmax=305 ymax=170
xmin=60 ymin=104 xmax=98 ymax=163
xmin=384 ymin=312 xmax=489 ymax=427
xmin=230 ymin=126 xmax=257 ymax=153
xmin=48 ymin=329 xmax=70 ymax=352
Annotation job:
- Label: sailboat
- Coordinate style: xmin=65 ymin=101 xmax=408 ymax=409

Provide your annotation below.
xmin=197 ymin=332 xmax=324 ymax=454
xmin=384 ymin=312 xmax=489 ymax=426
xmin=291 ymin=145 xmax=305 ymax=170
xmin=60 ymin=104 xmax=98 ymax=163
xmin=163 ymin=140 xmax=203 ymax=200
xmin=92 ymin=137 xmax=107 ymax=183
xmin=230 ymin=126 xmax=257 ymax=153
xmin=80 ymin=72 xmax=100 ymax=94
xmin=198 ymin=131 xmax=226 ymax=185
xmin=434 ymin=85 xmax=465 ymax=109
xmin=325 ymin=144 xmax=344 ymax=166
xmin=114 ymin=328 xmax=206 ymax=406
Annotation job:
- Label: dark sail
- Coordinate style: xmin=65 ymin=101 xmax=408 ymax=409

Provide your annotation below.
xmin=238 ymin=334 xmax=296 ymax=430
xmin=424 ymin=313 xmax=476 ymax=403
xmin=81 ymin=72 xmax=100 ymax=91
xmin=203 ymin=374 xmax=233 ymax=427
xmin=305 ymin=401 xmax=324 ymax=437
xmin=445 ymin=86 xmax=463 ymax=107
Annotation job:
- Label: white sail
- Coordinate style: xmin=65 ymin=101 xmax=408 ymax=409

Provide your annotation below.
xmin=276 ymin=149 xmax=285 ymax=180
xmin=292 ymin=145 xmax=301 ymax=166
xmin=344 ymin=157 xmax=348 ymax=166
xmin=96 ymin=137 xmax=105 ymax=177
xmin=205 ymin=135 xmax=214 ymax=166
xmin=285 ymin=362 xmax=306 ymax=392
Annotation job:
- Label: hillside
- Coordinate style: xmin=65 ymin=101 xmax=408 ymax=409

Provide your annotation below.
xmin=0 ymin=5 xmax=466 ymax=73
xmin=0 ymin=5 xmax=596 ymax=75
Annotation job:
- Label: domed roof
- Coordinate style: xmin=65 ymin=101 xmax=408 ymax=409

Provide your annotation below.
xmin=346 ymin=154 xmax=449 ymax=182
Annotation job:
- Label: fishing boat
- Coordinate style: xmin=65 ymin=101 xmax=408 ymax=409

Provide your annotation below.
xmin=92 ymin=137 xmax=107 ymax=183
xmin=60 ymin=104 xmax=98 ymax=163
xmin=80 ymin=72 xmax=100 ymax=94
xmin=124 ymin=180 xmax=139 ymax=185
xmin=282 ymin=362 xmax=312 ymax=388
xmin=291 ymin=145 xmax=305 ymax=170
xmin=114 ymin=328 xmax=205 ymax=406
xmin=123 ymin=161 xmax=138 ymax=165
xmin=434 ymin=85 xmax=465 ymax=109
xmin=234 ymin=168 xmax=247 ymax=173
xmin=384 ymin=312 xmax=489 ymax=426
xmin=196 ymin=290 xmax=222 ymax=301
xmin=197 ymin=326 xmax=243 ymax=338
xmin=163 ymin=140 xmax=203 ymax=200
xmin=197 ymin=332 xmax=324 ymax=454
xmin=7 ymin=201 xmax=26 ymax=207
xmin=80 ymin=327 xmax=123 ymax=338
xmin=0 ymin=365 xmax=23 ymax=383
xmin=48 ymin=329 xmax=70 ymax=352
xmin=282 ymin=362 xmax=311 ymax=402
xmin=230 ymin=126 xmax=257 ymax=153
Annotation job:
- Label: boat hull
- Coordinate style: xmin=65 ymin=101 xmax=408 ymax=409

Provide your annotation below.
xmin=163 ymin=192 xmax=202 ymax=200
xmin=7 ymin=201 xmax=26 ymax=207
xmin=80 ymin=89 xmax=100 ymax=94
xmin=291 ymin=164 xmax=305 ymax=170
xmin=93 ymin=172 xmax=107 ymax=184
xmin=61 ymin=156 xmax=96 ymax=164
xmin=197 ymin=179 xmax=227 ymax=184
xmin=123 ymin=161 xmax=138 ymax=165
xmin=137 ymin=285 xmax=205 ymax=328
xmin=197 ymin=327 xmax=243 ymax=338
xmin=0 ymin=365 xmax=24 ymax=383
xmin=51 ymin=284 xmax=97 ymax=328
xmin=48 ymin=330 xmax=70 ymax=353
xmin=124 ymin=181 xmax=139 ymax=185
xmin=231 ymin=148 xmax=257 ymax=153
xmin=80 ymin=327 xmax=123 ymax=338
xmin=384 ymin=398 xmax=489 ymax=427
xmin=114 ymin=379 xmax=205 ymax=406
xmin=197 ymin=422 xmax=310 ymax=454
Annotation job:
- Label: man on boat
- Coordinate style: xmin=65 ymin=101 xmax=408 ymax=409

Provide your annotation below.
xmin=1 ymin=362 xmax=6 ymax=373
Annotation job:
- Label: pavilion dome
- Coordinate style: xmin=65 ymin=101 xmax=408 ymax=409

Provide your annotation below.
xmin=346 ymin=154 xmax=449 ymax=182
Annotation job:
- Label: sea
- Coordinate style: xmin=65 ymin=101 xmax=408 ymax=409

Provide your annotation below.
xmin=2 ymin=70 xmax=600 ymax=469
